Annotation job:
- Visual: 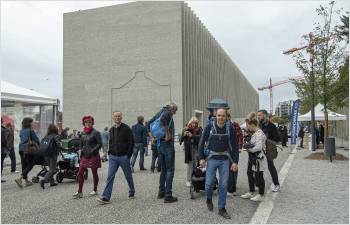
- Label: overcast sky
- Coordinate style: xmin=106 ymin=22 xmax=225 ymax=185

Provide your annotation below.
xmin=1 ymin=0 xmax=349 ymax=112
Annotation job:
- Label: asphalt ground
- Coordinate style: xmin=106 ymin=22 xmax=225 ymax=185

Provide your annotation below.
xmin=1 ymin=143 xmax=292 ymax=224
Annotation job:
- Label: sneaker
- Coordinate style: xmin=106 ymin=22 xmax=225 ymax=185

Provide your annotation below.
xmin=272 ymin=185 xmax=280 ymax=192
xmin=15 ymin=177 xmax=23 ymax=188
xmin=150 ymin=168 xmax=155 ymax=173
xmin=218 ymin=208 xmax=231 ymax=219
xmin=24 ymin=179 xmax=33 ymax=187
xmin=241 ymin=192 xmax=256 ymax=199
xmin=73 ymin=192 xmax=83 ymax=199
xmin=97 ymin=197 xmax=110 ymax=205
xmin=11 ymin=170 xmax=19 ymax=173
xmin=250 ymin=194 xmax=264 ymax=201
xmin=206 ymin=199 xmax=213 ymax=211
xmin=164 ymin=196 xmax=178 ymax=203
xmin=89 ymin=190 xmax=98 ymax=197
xmin=270 ymin=183 xmax=276 ymax=191
xmin=40 ymin=180 xmax=45 ymax=189
xmin=157 ymin=191 xmax=165 ymax=199
xmin=227 ymin=192 xmax=233 ymax=196
xmin=140 ymin=168 xmax=147 ymax=171
xmin=186 ymin=181 xmax=191 ymax=187
xmin=128 ymin=193 xmax=135 ymax=199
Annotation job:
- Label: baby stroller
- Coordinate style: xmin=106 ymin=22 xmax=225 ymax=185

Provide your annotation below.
xmin=190 ymin=160 xmax=218 ymax=199
xmin=56 ymin=138 xmax=88 ymax=183
xmin=31 ymin=156 xmax=51 ymax=183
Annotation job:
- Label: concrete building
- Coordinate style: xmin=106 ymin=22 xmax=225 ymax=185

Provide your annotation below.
xmin=63 ymin=1 xmax=259 ymax=132
xmin=275 ymin=100 xmax=294 ymax=117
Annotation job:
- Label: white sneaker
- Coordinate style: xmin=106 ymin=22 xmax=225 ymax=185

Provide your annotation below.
xmin=270 ymin=184 xmax=276 ymax=191
xmin=241 ymin=192 xmax=256 ymax=199
xmin=89 ymin=190 xmax=98 ymax=196
xmin=272 ymin=185 xmax=280 ymax=192
xmin=73 ymin=192 xmax=83 ymax=199
xmin=250 ymin=194 xmax=264 ymax=201
xmin=186 ymin=181 xmax=191 ymax=187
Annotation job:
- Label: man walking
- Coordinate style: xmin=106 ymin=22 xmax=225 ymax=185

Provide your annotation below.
xmin=198 ymin=108 xmax=239 ymax=219
xmin=278 ymin=122 xmax=288 ymax=147
xmin=97 ymin=111 xmax=135 ymax=204
xmin=130 ymin=116 xmax=148 ymax=172
xmin=100 ymin=127 xmax=109 ymax=162
xmin=148 ymin=102 xmax=178 ymax=203
xmin=258 ymin=109 xmax=280 ymax=192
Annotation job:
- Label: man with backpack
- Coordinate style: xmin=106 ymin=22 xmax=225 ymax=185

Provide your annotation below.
xmin=257 ymin=109 xmax=280 ymax=192
xmin=198 ymin=108 xmax=239 ymax=219
xmin=147 ymin=102 xmax=178 ymax=203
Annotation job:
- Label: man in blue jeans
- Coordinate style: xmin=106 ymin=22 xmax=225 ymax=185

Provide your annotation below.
xmin=130 ymin=116 xmax=148 ymax=172
xmin=97 ymin=111 xmax=135 ymax=204
xmin=148 ymin=102 xmax=178 ymax=203
xmin=198 ymin=108 xmax=239 ymax=219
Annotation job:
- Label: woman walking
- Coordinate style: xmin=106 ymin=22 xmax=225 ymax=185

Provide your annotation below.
xmin=73 ymin=115 xmax=102 ymax=199
xmin=39 ymin=124 xmax=62 ymax=189
xmin=241 ymin=112 xmax=267 ymax=201
xmin=15 ymin=118 xmax=41 ymax=188
xmin=180 ymin=117 xmax=202 ymax=187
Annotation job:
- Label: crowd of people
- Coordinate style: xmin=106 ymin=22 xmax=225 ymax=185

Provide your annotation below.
xmin=1 ymin=101 xmax=289 ymax=220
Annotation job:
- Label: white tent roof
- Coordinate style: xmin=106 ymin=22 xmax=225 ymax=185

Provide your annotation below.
xmin=1 ymin=80 xmax=57 ymax=105
xmin=298 ymin=103 xmax=347 ymax=121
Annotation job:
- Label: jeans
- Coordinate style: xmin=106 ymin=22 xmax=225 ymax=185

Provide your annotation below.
xmin=130 ymin=143 xmax=145 ymax=169
xmin=227 ymin=169 xmax=238 ymax=193
xmin=43 ymin=155 xmax=57 ymax=184
xmin=267 ymin=159 xmax=279 ymax=186
xmin=158 ymin=141 xmax=175 ymax=197
xmin=102 ymin=154 xmax=135 ymax=200
xmin=151 ymin=149 xmax=160 ymax=171
xmin=205 ymin=158 xmax=230 ymax=209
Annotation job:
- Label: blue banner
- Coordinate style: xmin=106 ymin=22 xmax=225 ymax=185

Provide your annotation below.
xmin=290 ymin=99 xmax=301 ymax=145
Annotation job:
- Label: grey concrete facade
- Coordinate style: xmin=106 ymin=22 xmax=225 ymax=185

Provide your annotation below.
xmin=63 ymin=1 xmax=258 ymax=132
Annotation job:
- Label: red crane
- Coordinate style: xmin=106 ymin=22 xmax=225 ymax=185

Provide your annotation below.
xmin=258 ymin=76 xmax=304 ymax=115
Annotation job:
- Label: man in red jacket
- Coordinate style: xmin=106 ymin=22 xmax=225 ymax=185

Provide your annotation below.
xmin=227 ymin=118 xmax=243 ymax=196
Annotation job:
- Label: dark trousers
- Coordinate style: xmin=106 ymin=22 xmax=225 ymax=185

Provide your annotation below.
xmin=21 ymin=154 xmax=36 ymax=180
xmin=299 ymin=137 xmax=304 ymax=148
xmin=267 ymin=159 xmax=279 ymax=186
xmin=43 ymin=155 xmax=57 ymax=184
xmin=1 ymin=153 xmax=6 ymax=176
xmin=227 ymin=169 xmax=238 ymax=193
xmin=8 ymin=148 xmax=16 ymax=172
xmin=158 ymin=141 xmax=175 ymax=197
xmin=247 ymin=153 xmax=265 ymax=195
xmin=19 ymin=151 xmax=25 ymax=174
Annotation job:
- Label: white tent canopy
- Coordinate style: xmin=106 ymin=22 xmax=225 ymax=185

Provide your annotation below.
xmin=298 ymin=103 xmax=347 ymax=121
xmin=1 ymin=80 xmax=57 ymax=105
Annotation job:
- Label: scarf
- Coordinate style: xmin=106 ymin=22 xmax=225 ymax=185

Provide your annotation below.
xmin=83 ymin=127 xmax=93 ymax=134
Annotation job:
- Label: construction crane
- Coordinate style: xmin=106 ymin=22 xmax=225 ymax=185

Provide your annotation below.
xmin=258 ymin=76 xmax=304 ymax=115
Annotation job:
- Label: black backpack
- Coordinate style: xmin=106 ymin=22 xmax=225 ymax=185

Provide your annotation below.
xmin=38 ymin=134 xmax=57 ymax=156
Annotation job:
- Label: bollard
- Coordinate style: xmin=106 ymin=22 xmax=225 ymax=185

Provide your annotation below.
xmin=325 ymin=136 xmax=336 ymax=162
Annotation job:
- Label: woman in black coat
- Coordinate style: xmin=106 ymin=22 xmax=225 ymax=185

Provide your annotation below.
xmin=180 ymin=117 xmax=202 ymax=187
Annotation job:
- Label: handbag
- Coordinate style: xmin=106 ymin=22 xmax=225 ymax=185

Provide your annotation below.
xmin=24 ymin=129 xmax=40 ymax=156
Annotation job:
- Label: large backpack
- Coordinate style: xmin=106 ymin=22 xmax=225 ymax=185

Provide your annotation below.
xmin=150 ymin=112 xmax=173 ymax=147
xmin=38 ymin=134 xmax=57 ymax=156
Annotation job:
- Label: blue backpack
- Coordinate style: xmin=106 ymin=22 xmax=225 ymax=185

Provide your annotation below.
xmin=150 ymin=112 xmax=173 ymax=148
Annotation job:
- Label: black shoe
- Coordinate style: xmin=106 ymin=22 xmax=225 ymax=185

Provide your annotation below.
xmin=40 ymin=180 xmax=45 ymax=189
xmin=157 ymin=191 xmax=165 ymax=199
xmin=97 ymin=197 xmax=110 ymax=205
xmin=164 ymin=196 xmax=178 ymax=203
xmin=1 ymin=180 xmax=6 ymax=183
xmin=150 ymin=168 xmax=155 ymax=173
xmin=218 ymin=208 xmax=231 ymax=219
xmin=128 ymin=193 xmax=135 ymax=199
xmin=206 ymin=199 xmax=214 ymax=211
xmin=140 ymin=168 xmax=147 ymax=171
xmin=50 ymin=183 xmax=58 ymax=187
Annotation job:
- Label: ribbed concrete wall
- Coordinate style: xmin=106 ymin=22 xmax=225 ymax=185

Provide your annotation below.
xmin=181 ymin=3 xmax=259 ymax=125
xmin=63 ymin=1 xmax=258 ymax=133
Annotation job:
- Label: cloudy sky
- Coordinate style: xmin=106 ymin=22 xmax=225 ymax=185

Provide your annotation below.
xmin=1 ymin=0 xmax=349 ymax=111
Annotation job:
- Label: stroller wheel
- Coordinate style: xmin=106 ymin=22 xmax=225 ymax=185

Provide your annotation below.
xmin=56 ymin=172 xmax=64 ymax=183
xmin=84 ymin=169 xmax=88 ymax=180
xmin=32 ymin=176 xmax=40 ymax=183
xmin=190 ymin=184 xmax=195 ymax=199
